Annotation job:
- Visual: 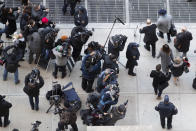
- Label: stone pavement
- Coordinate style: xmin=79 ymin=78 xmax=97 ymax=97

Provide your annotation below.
xmin=0 ymin=23 xmax=196 ymax=131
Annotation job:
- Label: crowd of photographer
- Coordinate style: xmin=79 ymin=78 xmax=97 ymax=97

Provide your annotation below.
xmin=0 ymin=0 xmax=194 ymax=130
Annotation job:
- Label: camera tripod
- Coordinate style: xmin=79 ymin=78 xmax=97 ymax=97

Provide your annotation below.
xmin=46 ymin=98 xmax=62 ymax=114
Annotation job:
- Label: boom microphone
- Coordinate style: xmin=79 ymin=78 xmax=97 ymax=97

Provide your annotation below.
xmin=115 ymin=16 xmax=125 ymax=25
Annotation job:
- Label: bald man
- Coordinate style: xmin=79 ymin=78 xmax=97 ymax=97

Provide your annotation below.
xmin=174 ymin=26 xmax=193 ymax=57
xmin=140 ymin=19 xmax=158 ymax=58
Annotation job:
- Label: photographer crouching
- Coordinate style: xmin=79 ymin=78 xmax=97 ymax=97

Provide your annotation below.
xmin=52 ymin=40 xmax=72 ymax=79
xmin=0 ymin=95 xmax=12 ymax=127
xmin=81 ymin=51 xmax=101 ymax=93
xmin=23 ymin=69 xmax=44 ymax=111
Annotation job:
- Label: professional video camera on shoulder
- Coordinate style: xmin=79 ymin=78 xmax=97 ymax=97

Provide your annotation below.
xmin=31 ymin=121 xmax=41 ymax=131
xmin=112 ymin=34 xmax=127 ymax=48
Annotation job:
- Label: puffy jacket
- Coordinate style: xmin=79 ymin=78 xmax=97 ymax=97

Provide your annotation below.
xmin=175 ymin=31 xmax=193 ymax=52
xmin=81 ymin=54 xmax=101 ymax=80
xmin=24 ymin=73 xmax=44 ymax=97
xmin=170 ymin=61 xmax=186 ymax=77
xmin=157 ymin=14 xmax=172 ymax=33
xmin=155 ymin=102 xmax=178 ymax=117
xmin=0 ymin=99 xmax=12 ymax=116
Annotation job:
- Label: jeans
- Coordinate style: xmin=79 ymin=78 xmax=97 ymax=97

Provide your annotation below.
xmin=0 ymin=25 xmax=8 ymax=35
xmin=3 ymin=68 xmax=19 ymax=83
xmin=28 ymin=95 xmax=39 ymax=109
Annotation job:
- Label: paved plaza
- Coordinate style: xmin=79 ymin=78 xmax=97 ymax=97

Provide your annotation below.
xmin=0 ymin=23 xmax=196 ymax=131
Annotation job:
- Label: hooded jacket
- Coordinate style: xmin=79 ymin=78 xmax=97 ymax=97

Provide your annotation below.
xmin=126 ymin=43 xmax=140 ymax=66
xmin=52 ymin=47 xmax=69 ymax=66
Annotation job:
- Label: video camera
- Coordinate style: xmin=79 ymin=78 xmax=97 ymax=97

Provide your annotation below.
xmin=31 ymin=121 xmax=41 ymax=131
xmin=61 ymin=39 xmax=71 ymax=57
xmin=28 ymin=69 xmax=40 ymax=86
xmin=112 ymin=34 xmax=127 ymax=48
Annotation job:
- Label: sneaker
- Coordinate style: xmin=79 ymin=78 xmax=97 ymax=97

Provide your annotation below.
xmin=61 ymin=73 xmax=67 ymax=79
xmin=4 ymin=120 xmax=10 ymax=127
xmin=15 ymin=80 xmax=20 ymax=85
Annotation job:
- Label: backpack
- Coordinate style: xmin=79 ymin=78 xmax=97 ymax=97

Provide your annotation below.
xmin=6 ymin=63 xmax=17 ymax=73
xmin=192 ymin=78 xmax=196 ymax=89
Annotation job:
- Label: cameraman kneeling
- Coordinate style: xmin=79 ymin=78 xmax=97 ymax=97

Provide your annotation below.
xmin=24 ymin=69 xmax=44 ymax=111
xmin=52 ymin=43 xmax=71 ymax=79
xmin=0 ymin=95 xmax=12 ymax=127
xmin=81 ymin=51 xmax=101 ymax=93
xmin=57 ymin=109 xmax=78 ymax=131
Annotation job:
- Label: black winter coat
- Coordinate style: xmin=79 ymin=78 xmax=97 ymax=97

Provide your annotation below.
xmin=31 ymin=5 xmax=48 ymax=21
xmin=175 ymin=31 xmax=193 ymax=52
xmin=102 ymin=54 xmax=119 ymax=72
xmin=150 ymin=70 xmax=171 ymax=89
xmin=140 ymin=24 xmax=158 ymax=43
xmin=155 ymin=102 xmax=178 ymax=117
xmin=170 ymin=62 xmax=186 ymax=77
xmin=74 ymin=6 xmax=88 ymax=27
xmin=24 ymin=74 xmax=44 ymax=97
xmin=20 ymin=13 xmax=30 ymax=31
xmin=0 ymin=99 xmax=12 ymax=116
xmin=104 ymin=106 xmax=126 ymax=125
xmin=6 ymin=7 xmax=19 ymax=35
xmin=126 ymin=43 xmax=140 ymax=67
xmin=3 ymin=45 xmax=21 ymax=73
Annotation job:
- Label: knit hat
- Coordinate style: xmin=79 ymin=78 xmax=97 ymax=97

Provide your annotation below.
xmin=56 ymin=45 xmax=63 ymax=52
xmin=118 ymin=104 xmax=126 ymax=113
xmin=61 ymin=35 xmax=68 ymax=41
xmin=41 ymin=17 xmax=48 ymax=24
xmin=164 ymin=95 xmax=169 ymax=103
xmin=159 ymin=9 xmax=167 ymax=15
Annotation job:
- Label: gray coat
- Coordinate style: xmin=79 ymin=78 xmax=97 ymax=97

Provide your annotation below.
xmin=52 ymin=47 xmax=68 ymax=66
xmin=28 ymin=32 xmax=42 ymax=54
xmin=157 ymin=49 xmax=174 ymax=73
xmin=157 ymin=15 xmax=172 ymax=33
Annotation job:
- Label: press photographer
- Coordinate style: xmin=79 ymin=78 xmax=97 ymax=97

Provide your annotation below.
xmin=81 ymin=51 xmax=101 ymax=93
xmin=52 ymin=41 xmax=72 ymax=79
xmin=56 ymin=108 xmax=78 ymax=131
xmin=102 ymin=53 xmax=119 ymax=73
xmin=71 ymin=26 xmax=92 ymax=62
xmin=108 ymin=34 xmax=127 ymax=58
xmin=97 ymin=83 xmax=119 ymax=113
xmin=74 ymin=6 xmax=88 ymax=27
xmin=23 ymin=69 xmax=44 ymax=111
xmin=0 ymin=95 xmax=12 ymax=127
xmin=97 ymin=69 xmax=118 ymax=93
xmin=2 ymin=45 xmax=22 ymax=84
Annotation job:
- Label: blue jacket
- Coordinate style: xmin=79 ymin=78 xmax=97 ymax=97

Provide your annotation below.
xmin=81 ymin=54 xmax=101 ymax=80
xmin=155 ymin=102 xmax=178 ymax=117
